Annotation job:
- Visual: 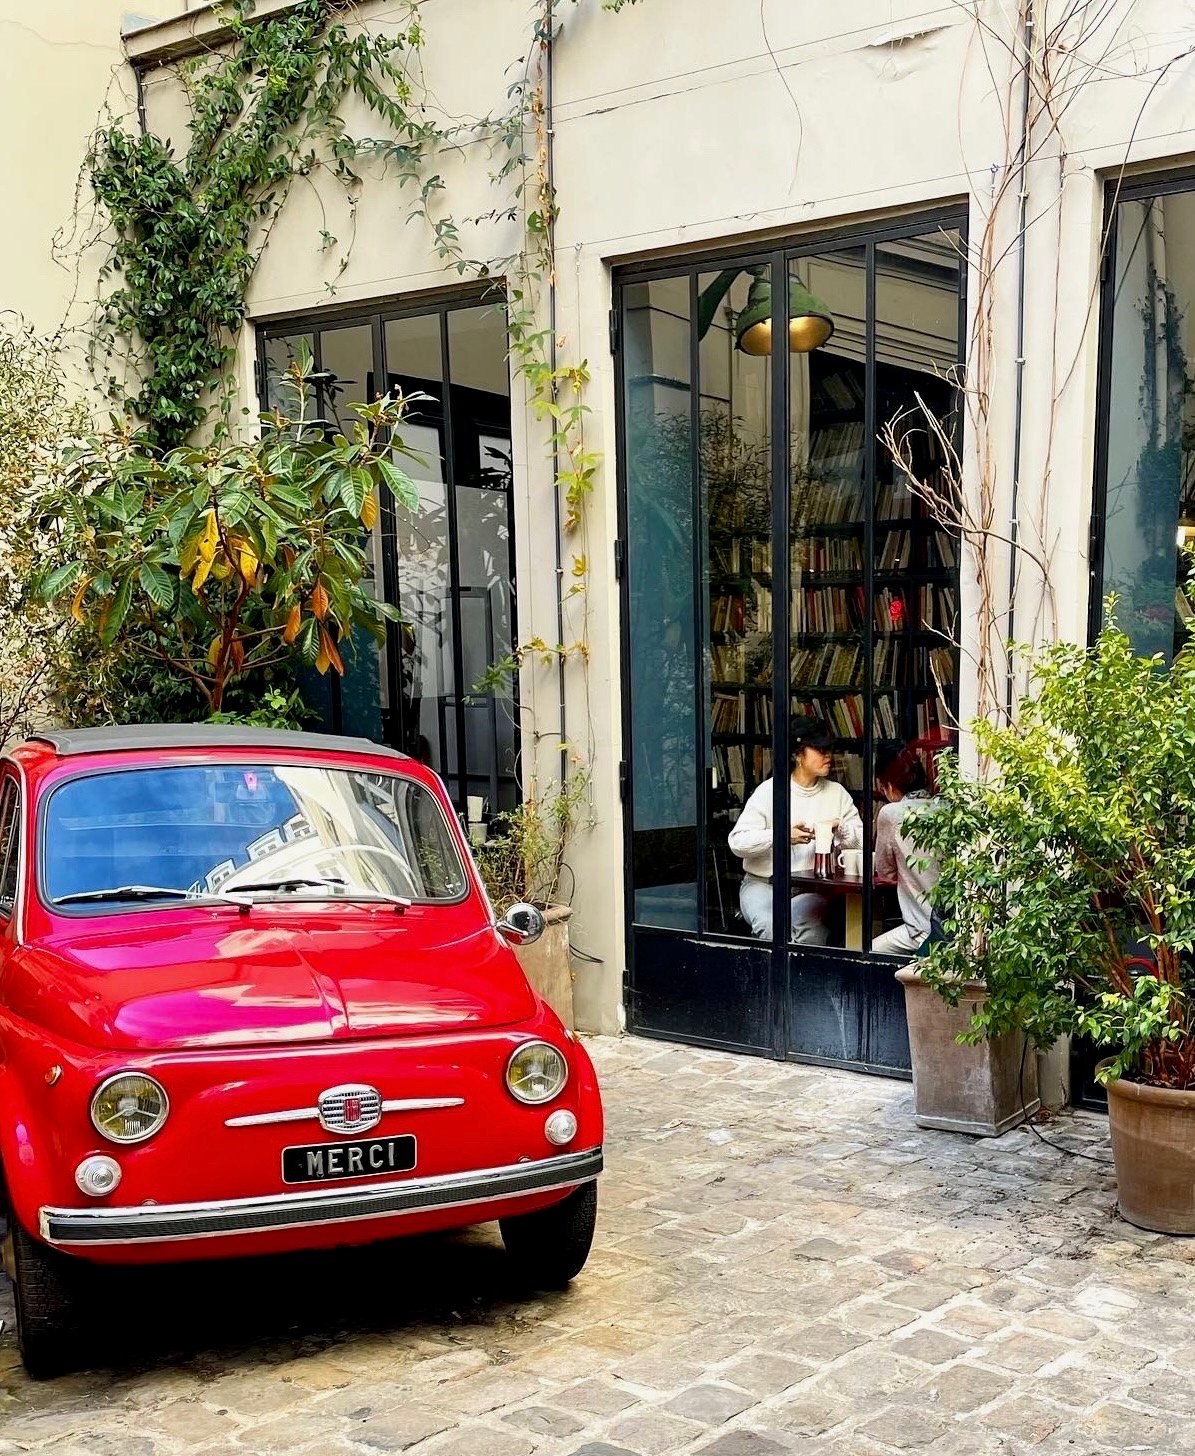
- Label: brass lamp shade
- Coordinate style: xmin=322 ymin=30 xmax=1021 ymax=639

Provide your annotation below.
xmin=735 ymin=276 xmax=834 ymax=355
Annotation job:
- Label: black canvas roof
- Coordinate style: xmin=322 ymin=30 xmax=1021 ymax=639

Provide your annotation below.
xmin=29 ymin=725 xmax=405 ymax=759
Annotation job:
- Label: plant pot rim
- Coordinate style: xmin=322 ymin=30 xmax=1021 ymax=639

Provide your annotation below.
xmin=1099 ymin=1058 xmax=1195 ymax=1108
xmin=896 ymin=966 xmax=986 ymax=994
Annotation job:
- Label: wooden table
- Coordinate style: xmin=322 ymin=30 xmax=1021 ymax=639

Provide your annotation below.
xmin=790 ymin=871 xmax=865 ymax=950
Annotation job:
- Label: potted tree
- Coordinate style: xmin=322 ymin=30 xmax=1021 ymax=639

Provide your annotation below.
xmin=473 ymin=773 xmax=590 ymax=1030
xmin=910 ymin=604 xmax=1195 ymax=1231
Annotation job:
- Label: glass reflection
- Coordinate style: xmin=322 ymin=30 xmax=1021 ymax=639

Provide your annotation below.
xmin=624 ymin=276 xmax=699 ymax=930
xmin=701 ymin=267 xmax=773 ymax=940
xmin=1102 ymin=190 xmax=1195 ymax=663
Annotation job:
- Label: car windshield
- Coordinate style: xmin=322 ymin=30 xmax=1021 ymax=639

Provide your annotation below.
xmin=42 ymin=763 xmax=469 ymax=910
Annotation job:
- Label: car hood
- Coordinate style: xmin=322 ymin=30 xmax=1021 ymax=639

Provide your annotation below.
xmin=11 ymin=911 xmax=536 ymax=1051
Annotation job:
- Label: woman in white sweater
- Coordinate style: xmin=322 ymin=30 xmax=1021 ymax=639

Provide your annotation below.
xmin=728 ymin=715 xmax=863 ymax=943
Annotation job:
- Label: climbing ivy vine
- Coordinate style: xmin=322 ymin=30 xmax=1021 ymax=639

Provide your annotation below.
xmin=89 ymin=0 xmax=439 ymax=446
xmin=84 ymin=0 xmax=637 ymax=773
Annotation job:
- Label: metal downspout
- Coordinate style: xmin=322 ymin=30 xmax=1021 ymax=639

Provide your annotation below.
xmin=544 ymin=0 xmax=568 ymax=784
xmin=1005 ymin=0 xmax=1034 ymax=719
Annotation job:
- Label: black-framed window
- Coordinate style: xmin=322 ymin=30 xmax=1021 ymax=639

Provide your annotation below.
xmin=1093 ymin=170 xmax=1195 ymax=662
xmin=619 ymin=215 xmax=965 ymax=958
xmin=257 ymin=293 xmax=518 ymax=816
xmin=0 ymin=777 xmax=20 ymax=918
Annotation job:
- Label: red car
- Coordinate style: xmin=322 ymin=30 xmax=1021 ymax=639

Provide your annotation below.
xmin=0 ymin=726 xmax=602 ymax=1377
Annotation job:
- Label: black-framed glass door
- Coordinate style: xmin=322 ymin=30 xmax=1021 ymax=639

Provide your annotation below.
xmin=616 ymin=212 xmax=966 ymax=1070
xmin=258 ymin=290 xmax=518 ymax=817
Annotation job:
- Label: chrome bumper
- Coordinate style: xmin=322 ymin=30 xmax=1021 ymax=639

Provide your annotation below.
xmin=40 ymin=1146 xmax=602 ymax=1247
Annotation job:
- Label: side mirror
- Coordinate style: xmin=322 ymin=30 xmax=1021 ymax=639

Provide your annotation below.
xmin=497 ymin=902 xmax=545 ymax=947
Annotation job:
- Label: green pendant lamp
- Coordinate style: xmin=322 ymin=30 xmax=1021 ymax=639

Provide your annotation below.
xmin=735 ymin=275 xmax=835 ymax=355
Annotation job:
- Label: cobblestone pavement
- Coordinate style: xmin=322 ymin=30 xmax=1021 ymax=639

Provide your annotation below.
xmin=3 ymin=1034 xmax=1193 ymax=1455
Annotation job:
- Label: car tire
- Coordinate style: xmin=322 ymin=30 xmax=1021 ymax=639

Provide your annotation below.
xmin=500 ymin=1181 xmax=597 ymax=1290
xmin=7 ymin=1219 xmax=82 ymax=1380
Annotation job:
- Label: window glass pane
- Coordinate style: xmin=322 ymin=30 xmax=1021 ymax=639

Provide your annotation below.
xmin=43 ymin=767 xmax=467 ymax=907
xmin=449 ymin=306 xmax=517 ymax=817
xmin=263 ymin=333 xmax=314 ymax=415
xmin=1102 ymin=190 xmax=1195 ymax=662
xmin=703 ymin=266 xmax=773 ymax=941
xmin=315 ymin=324 xmax=382 ymax=740
xmin=787 ymin=247 xmax=867 ymax=950
xmin=624 ymin=276 xmax=698 ymax=930
xmin=870 ymin=229 xmax=962 ymax=956
xmin=385 ymin=315 xmax=453 ymax=789
xmin=0 ymin=783 xmax=18 ymax=915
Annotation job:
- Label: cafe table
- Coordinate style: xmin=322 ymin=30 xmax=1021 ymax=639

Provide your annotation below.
xmin=790 ymin=869 xmax=865 ymax=950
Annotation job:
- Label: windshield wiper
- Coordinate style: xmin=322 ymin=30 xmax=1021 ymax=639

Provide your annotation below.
xmin=228 ymin=875 xmax=345 ymax=895
xmin=230 ymin=875 xmax=411 ymax=910
xmin=56 ymin=885 xmax=245 ymax=906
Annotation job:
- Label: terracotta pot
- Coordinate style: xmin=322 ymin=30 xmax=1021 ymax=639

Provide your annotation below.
xmin=513 ymin=903 xmax=574 ymax=1030
xmin=1104 ymin=1065 xmax=1195 ymax=1234
xmin=897 ymin=967 xmax=1039 ymax=1136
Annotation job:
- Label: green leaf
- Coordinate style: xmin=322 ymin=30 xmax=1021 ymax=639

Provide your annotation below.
xmin=100 ymin=574 xmax=134 ymax=647
xmin=139 ymin=562 xmax=175 ymax=611
xmin=296 ymin=615 xmax=320 ymax=666
xmin=40 ymin=561 xmax=85 ymax=601
xmin=377 ymin=457 xmax=419 ymax=511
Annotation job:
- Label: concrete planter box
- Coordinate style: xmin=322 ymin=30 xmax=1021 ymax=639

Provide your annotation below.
xmin=1105 ymin=1064 xmax=1195 ymax=1234
xmin=897 ymin=967 xmax=1039 ymax=1136
xmin=514 ymin=903 xmax=574 ymax=1030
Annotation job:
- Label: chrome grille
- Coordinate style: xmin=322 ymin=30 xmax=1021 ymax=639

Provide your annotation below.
xmin=317 ymin=1083 xmax=382 ymax=1135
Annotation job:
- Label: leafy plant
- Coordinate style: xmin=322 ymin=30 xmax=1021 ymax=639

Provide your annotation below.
xmin=472 ymin=770 xmax=590 ymax=911
xmin=0 ymin=322 xmax=93 ymax=750
xmin=913 ymin=595 xmax=1195 ymax=1088
xmin=209 ymin=686 xmax=314 ymax=730
xmin=88 ymin=0 xmax=432 ymax=447
xmin=35 ymin=356 xmax=420 ymax=714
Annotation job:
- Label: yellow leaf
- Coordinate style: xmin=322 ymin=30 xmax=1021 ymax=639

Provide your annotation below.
xmin=179 ymin=536 xmax=199 ymax=578
xmin=70 ymin=576 xmax=90 ymax=624
xmin=206 ymin=637 xmax=222 ymax=670
xmin=319 ymin=627 xmax=344 ymax=676
xmin=571 ymin=554 xmax=588 ymax=578
xmin=315 ymin=640 xmax=331 ymax=674
xmin=192 ymin=555 xmax=212 ymax=593
xmin=310 ymin=582 xmax=329 ymax=621
xmin=283 ymin=603 xmax=302 ymax=645
xmin=238 ymin=548 xmax=259 ymax=585
xmin=361 ymin=490 xmax=379 ymax=531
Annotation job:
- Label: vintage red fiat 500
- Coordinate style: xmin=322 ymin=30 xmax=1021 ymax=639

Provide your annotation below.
xmin=0 ymin=726 xmax=602 ymax=1376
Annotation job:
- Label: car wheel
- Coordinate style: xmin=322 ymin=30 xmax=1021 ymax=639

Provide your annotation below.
xmin=500 ymin=1181 xmax=597 ymax=1290
xmin=6 ymin=1219 xmax=82 ymax=1380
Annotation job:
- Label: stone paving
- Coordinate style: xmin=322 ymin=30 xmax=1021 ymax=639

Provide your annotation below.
xmin=3 ymin=1034 xmax=1194 ymax=1454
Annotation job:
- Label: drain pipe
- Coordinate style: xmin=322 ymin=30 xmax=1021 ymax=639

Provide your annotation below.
xmin=1004 ymin=0 xmax=1034 ymax=720
xmin=543 ymin=0 xmax=568 ymax=786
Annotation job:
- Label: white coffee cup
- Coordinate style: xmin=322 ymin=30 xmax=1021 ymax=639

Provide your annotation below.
xmin=813 ymin=822 xmax=834 ymax=855
xmin=838 ymin=847 xmax=863 ymax=878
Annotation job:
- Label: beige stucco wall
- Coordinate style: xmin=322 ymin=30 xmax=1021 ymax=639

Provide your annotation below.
xmin=121 ymin=0 xmax=1195 ymax=1033
xmin=0 ymin=1 xmax=137 ymax=345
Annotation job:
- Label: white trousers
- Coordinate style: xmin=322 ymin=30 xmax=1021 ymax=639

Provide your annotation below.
xmin=740 ymin=876 xmax=829 ymax=945
xmin=871 ymin=922 xmax=927 ymax=956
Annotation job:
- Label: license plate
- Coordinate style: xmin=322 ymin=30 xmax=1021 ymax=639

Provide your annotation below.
xmin=282 ymin=1134 xmax=417 ymax=1185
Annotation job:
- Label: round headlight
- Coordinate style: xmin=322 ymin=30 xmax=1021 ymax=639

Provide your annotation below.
xmin=90 ymin=1073 xmax=169 ymax=1144
xmin=506 ymin=1041 xmax=568 ymax=1105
